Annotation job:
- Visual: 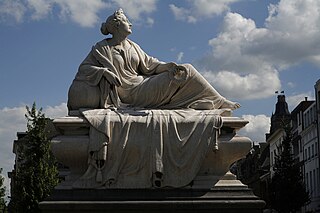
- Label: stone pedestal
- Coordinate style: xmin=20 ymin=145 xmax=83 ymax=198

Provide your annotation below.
xmin=40 ymin=172 xmax=265 ymax=213
xmin=40 ymin=111 xmax=265 ymax=212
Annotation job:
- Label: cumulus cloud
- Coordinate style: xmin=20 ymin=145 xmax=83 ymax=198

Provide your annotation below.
xmin=169 ymin=4 xmax=197 ymax=23
xmin=239 ymin=114 xmax=270 ymax=142
xmin=202 ymin=70 xmax=280 ymax=100
xmin=56 ymin=0 xmax=110 ymax=27
xmin=28 ymin=0 xmax=52 ymax=20
xmin=286 ymin=92 xmax=315 ymax=110
xmin=196 ymin=0 xmax=320 ymax=100
xmin=146 ymin=17 xmax=155 ymax=27
xmin=111 ymin=0 xmax=157 ymax=24
xmin=0 ymin=0 xmax=109 ymax=27
xmin=0 ymin=0 xmax=158 ymax=27
xmin=0 ymin=0 xmax=26 ymax=23
xmin=169 ymin=0 xmax=239 ymax=23
xmin=0 ymin=103 xmax=67 ymax=199
xmin=177 ymin=52 xmax=184 ymax=62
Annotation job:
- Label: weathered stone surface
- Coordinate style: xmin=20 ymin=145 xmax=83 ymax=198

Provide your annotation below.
xmin=51 ymin=110 xmax=251 ymax=189
xmin=42 ymin=8 xmax=266 ymax=212
xmin=40 ymin=174 xmax=265 ymax=213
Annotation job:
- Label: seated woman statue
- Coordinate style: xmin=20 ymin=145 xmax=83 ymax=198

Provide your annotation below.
xmin=68 ymin=8 xmax=240 ymax=111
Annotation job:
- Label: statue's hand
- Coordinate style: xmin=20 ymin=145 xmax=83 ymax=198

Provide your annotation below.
xmin=172 ymin=64 xmax=188 ymax=81
xmin=103 ymin=70 xmax=122 ymax=87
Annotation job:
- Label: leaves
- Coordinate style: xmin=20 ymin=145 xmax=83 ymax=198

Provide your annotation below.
xmin=270 ymin=125 xmax=310 ymax=213
xmin=0 ymin=168 xmax=6 ymax=211
xmin=9 ymin=102 xmax=59 ymax=212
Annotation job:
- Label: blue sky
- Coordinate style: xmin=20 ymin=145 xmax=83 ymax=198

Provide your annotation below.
xmin=0 ymin=0 xmax=320 ymax=198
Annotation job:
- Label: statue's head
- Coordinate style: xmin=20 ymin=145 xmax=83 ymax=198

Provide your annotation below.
xmin=101 ymin=8 xmax=131 ymax=35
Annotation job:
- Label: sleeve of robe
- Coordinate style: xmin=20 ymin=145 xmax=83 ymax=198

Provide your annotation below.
xmin=128 ymin=40 xmax=168 ymax=76
xmin=75 ymin=40 xmax=119 ymax=86
xmin=75 ymin=40 xmax=121 ymax=107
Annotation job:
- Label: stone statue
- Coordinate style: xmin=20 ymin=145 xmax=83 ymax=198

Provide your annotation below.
xmin=58 ymin=9 xmax=248 ymax=189
xmin=42 ymin=8 xmax=264 ymax=212
xmin=67 ymin=8 xmax=240 ymax=111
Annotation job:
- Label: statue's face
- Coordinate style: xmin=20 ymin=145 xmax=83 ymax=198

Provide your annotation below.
xmin=117 ymin=14 xmax=132 ymax=35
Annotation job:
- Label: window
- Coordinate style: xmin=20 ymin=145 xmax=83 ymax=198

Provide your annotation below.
xmin=306 ymin=172 xmax=309 ymax=190
xmin=318 ymin=91 xmax=320 ymax=109
xmin=305 ymin=149 xmax=308 ymax=160
xmin=308 ymin=147 xmax=311 ymax=160
xmin=313 ymin=170 xmax=316 ymax=196
xmin=299 ymin=112 xmax=301 ymax=125
xmin=299 ymin=140 xmax=302 ymax=153
xmin=317 ymin=168 xmax=320 ymax=196
xmin=310 ymin=171 xmax=313 ymax=195
xmin=312 ymin=144 xmax=315 ymax=158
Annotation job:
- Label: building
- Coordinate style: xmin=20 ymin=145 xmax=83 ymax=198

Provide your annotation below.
xmin=291 ymin=98 xmax=314 ymax=169
xmin=235 ymin=142 xmax=270 ymax=206
xmin=303 ymin=80 xmax=320 ymax=212
xmin=291 ymin=97 xmax=319 ymax=212
xmin=266 ymin=94 xmax=291 ymax=177
xmin=267 ymin=80 xmax=320 ymax=212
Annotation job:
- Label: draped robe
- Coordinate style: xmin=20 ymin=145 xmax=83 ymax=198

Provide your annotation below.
xmin=73 ymin=108 xmax=224 ymax=188
xmin=69 ymin=39 xmax=228 ymax=188
xmin=70 ymin=39 xmax=225 ymax=110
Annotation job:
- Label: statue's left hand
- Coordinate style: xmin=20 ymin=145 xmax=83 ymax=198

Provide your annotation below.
xmin=172 ymin=64 xmax=188 ymax=81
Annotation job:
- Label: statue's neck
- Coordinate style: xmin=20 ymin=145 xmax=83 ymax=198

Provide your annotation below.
xmin=109 ymin=34 xmax=127 ymax=47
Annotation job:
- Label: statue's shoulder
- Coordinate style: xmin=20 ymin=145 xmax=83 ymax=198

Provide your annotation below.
xmin=127 ymin=39 xmax=143 ymax=52
xmin=94 ymin=39 xmax=110 ymax=49
xmin=127 ymin=39 xmax=141 ymax=48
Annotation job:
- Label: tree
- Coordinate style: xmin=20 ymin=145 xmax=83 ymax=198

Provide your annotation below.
xmin=270 ymin=125 xmax=310 ymax=213
xmin=9 ymin=103 xmax=59 ymax=212
xmin=0 ymin=168 xmax=7 ymax=212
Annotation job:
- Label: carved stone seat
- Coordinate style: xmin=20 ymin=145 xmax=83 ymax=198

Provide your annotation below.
xmin=51 ymin=110 xmax=252 ymax=189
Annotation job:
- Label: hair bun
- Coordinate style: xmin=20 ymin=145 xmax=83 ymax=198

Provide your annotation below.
xmin=100 ymin=22 xmax=110 ymax=35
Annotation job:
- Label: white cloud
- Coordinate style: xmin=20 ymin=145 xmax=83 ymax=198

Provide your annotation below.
xmin=0 ymin=103 xmax=67 ymax=199
xmin=0 ymin=0 xmax=26 ymax=23
xmin=169 ymin=4 xmax=196 ymax=23
xmin=286 ymin=92 xmax=315 ymax=110
xmin=177 ymin=52 xmax=184 ymax=62
xmin=27 ymin=0 xmax=52 ymax=20
xmin=43 ymin=102 xmax=68 ymax=118
xmin=197 ymin=0 xmax=320 ymax=100
xmin=146 ymin=17 xmax=154 ymax=27
xmin=111 ymin=0 xmax=157 ymax=26
xmin=0 ymin=0 xmax=110 ymax=27
xmin=239 ymin=114 xmax=270 ymax=142
xmin=287 ymin=82 xmax=295 ymax=88
xmin=202 ymin=69 xmax=280 ymax=100
xmin=56 ymin=0 xmax=110 ymax=27
xmin=0 ymin=0 xmax=158 ymax=27
xmin=0 ymin=105 xmax=28 ymax=200
xmin=170 ymin=0 xmax=239 ymax=23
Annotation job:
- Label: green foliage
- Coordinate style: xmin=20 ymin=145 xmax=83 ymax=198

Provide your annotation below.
xmin=270 ymin=125 xmax=310 ymax=213
xmin=9 ymin=103 xmax=59 ymax=213
xmin=0 ymin=168 xmax=7 ymax=212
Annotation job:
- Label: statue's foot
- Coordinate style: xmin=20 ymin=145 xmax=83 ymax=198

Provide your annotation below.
xmin=221 ymin=100 xmax=241 ymax=110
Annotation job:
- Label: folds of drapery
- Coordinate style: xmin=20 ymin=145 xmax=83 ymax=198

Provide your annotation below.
xmin=73 ymin=109 xmax=224 ymax=189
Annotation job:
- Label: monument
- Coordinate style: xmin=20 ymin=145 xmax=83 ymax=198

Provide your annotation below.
xmin=40 ymin=9 xmax=265 ymax=212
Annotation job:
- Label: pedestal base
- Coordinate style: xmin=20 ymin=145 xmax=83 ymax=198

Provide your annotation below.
xmin=40 ymin=186 xmax=265 ymax=213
